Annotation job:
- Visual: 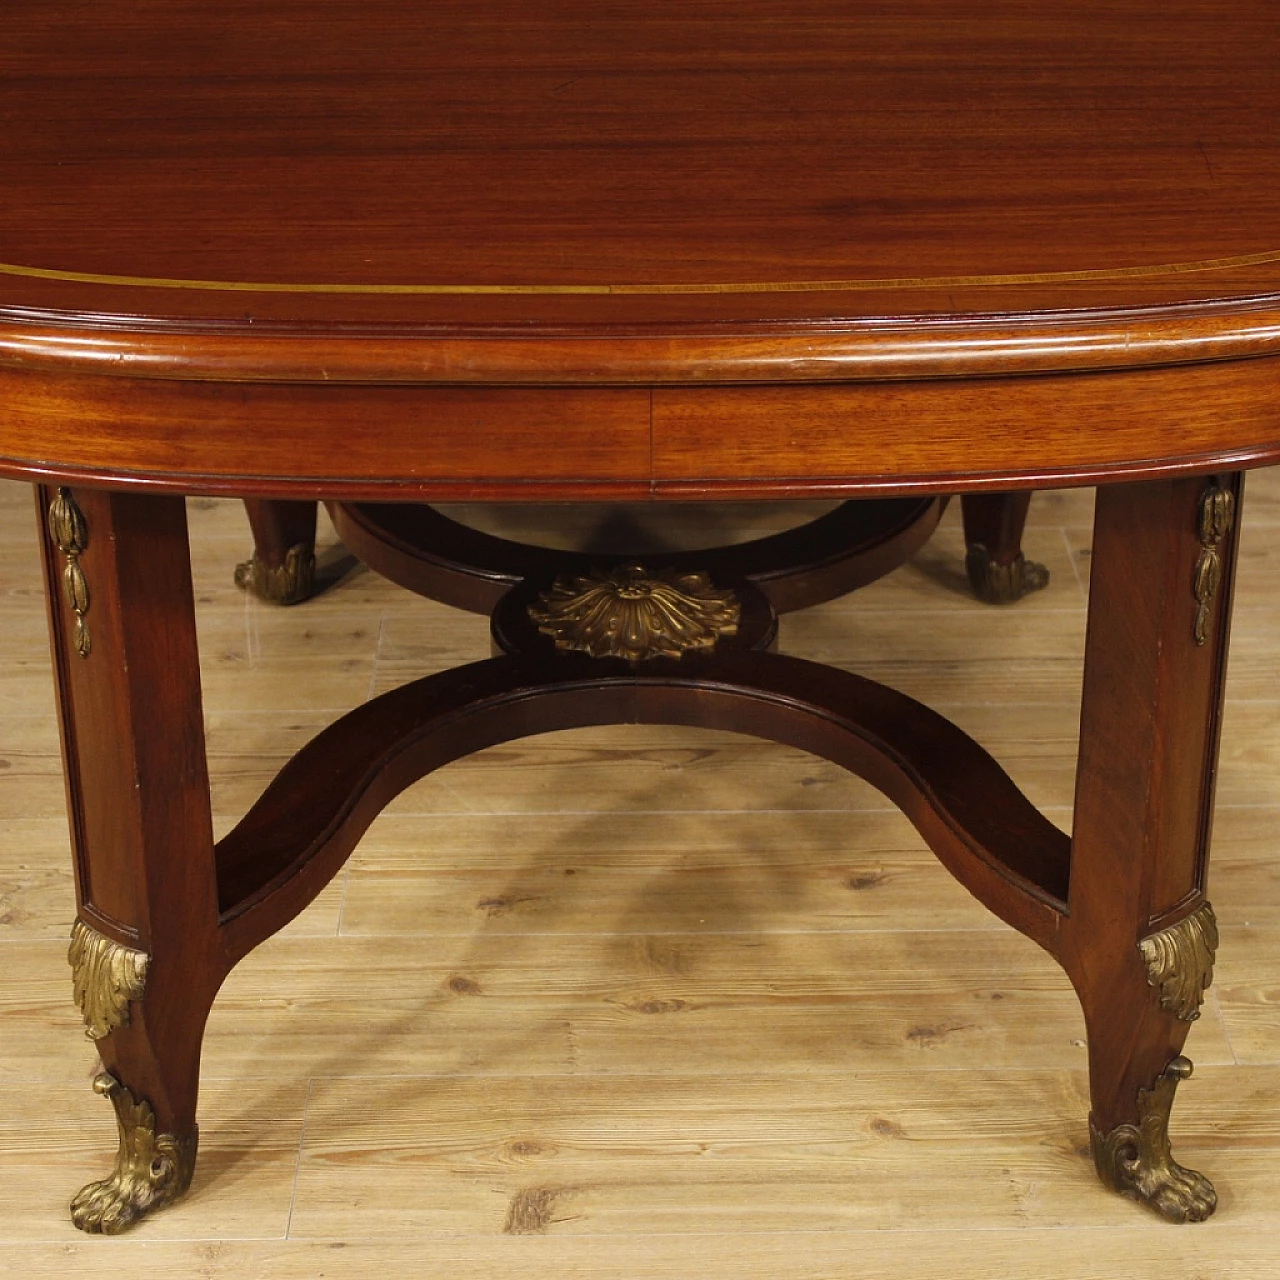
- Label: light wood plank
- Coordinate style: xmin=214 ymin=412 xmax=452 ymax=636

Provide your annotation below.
xmin=0 ymin=1076 xmax=307 ymax=1242
xmin=2 ymin=476 xmax=1279 ymax=1276
xmin=286 ymin=1065 xmax=1262 ymax=1238
xmin=0 ymin=1231 xmax=1276 ymax=1280
xmin=339 ymin=809 xmax=1017 ymax=935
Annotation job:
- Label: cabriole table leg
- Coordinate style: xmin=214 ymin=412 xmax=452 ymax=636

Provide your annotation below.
xmin=235 ymin=497 xmax=319 ymax=605
xmin=1061 ymin=474 xmax=1240 ymax=1222
xmin=38 ymin=486 xmax=225 ymax=1234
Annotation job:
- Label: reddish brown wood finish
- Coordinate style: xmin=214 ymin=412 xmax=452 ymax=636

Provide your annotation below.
xmin=962 ymin=494 xmax=1034 ymax=573
xmin=0 ymin=4 xmax=1278 ymax=495
xmin=960 ymin=492 xmax=1046 ymax=603
xmin=650 ymin=361 xmax=1280 ymax=496
xmin=5 ymin=302 xmax=1280 ymax=386
xmin=328 ymin=497 xmax=945 ymax=616
xmin=258 ymin=493 xmax=1025 ymax=611
xmin=216 ymin=649 xmax=1069 ymax=967
xmin=0 ymin=369 xmax=654 ymax=498
xmin=5 ymin=0 xmax=1273 ymax=1234
xmin=240 ymin=499 xmax=317 ymax=573
xmin=3 ymin=3 xmax=1280 ymax=343
xmin=1063 ymin=475 xmax=1241 ymax=1136
xmin=3 ymin=359 xmax=1277 ymax=499
xmin=39 ymin=487 xmax=225 ymax=1137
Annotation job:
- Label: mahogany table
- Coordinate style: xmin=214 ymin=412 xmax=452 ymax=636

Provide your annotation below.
xmin=2 ymin=0 xmax=1278 ymax=1234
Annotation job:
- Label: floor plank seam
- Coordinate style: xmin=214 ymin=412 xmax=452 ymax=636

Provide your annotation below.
xmin=328 ymin=926 xmax=1023 ymax=939
xmin=283 ymin=1076 xmax=313 ymax=1241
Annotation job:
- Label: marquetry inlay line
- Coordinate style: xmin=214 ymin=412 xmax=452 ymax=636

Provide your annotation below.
xmin=2 ymin=248 xmax=1280 ymax=296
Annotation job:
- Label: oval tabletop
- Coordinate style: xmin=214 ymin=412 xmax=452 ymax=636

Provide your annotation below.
xmin=1 ymin=1 xmax=1279 ymax=494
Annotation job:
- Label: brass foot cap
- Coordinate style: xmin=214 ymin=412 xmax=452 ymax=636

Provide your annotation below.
xmin=234 ymin=543 xmax=316 ymax=605
xmin=70 ymin=1073 xmax=198 ymax=1235
xmin=1090 ymin=1057 xmax=1217 ymax=1223
xmin=965 ymin=547 xmax=1049 ymax=604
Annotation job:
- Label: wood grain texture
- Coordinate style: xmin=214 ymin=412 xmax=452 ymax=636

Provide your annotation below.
xmin=1059 ymin=476 xmax=1239 ymax=1148
xmin=651 ymin=361 xmax=1280 ymax=493
xmin=4 ymin=478 xmax=1280 ymax=1271
xmin=4 ymin=354 xmax=1278 ymax=498
xmin=0 ymin=369 xmax=654 ymax=498
xmin=2 ymin=3 xmax=1280 ymax=496
xmin=329 ymin=497 xmax=944 ymax=616
xmin=5 ymin=1233 xmax=1280 ymax=1280
xmin=37 ymin=488 xmax=226 ymax=1141
xmin=2 ymin=1 xmax=1280 ymax=340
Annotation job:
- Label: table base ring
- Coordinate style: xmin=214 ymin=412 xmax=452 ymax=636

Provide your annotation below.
xmin=325 ymin=496 xmax=946 ymax=617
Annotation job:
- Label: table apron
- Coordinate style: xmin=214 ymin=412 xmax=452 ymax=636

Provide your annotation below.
xmin=0 ymin=357 xmax=1276 ymax=498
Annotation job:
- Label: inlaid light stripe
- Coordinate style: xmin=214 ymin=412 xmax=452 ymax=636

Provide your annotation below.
xmin=1 ymin=249 xmax=1279 ymax=296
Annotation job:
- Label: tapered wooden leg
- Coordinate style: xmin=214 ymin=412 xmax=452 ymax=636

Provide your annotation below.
xmin=1061 ymin=474 xmax=1240 ymax=1222
xmin=235 ymin=498 xmax=318 ymax=604
xmin=960 ymin=491 xmax=1049 ymax=603
xmin=39 ymin=486 xmax=224 ymax=1233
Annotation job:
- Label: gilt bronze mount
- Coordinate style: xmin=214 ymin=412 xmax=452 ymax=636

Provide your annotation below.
xmin=963 ymin=546 xmax=1050 ymax=605
xmin=234 ymin=542 xmax=317 ymax=606
xmin=70 ymin=1073 xmax=198 ymax=1235
xmin=528 ymin=563 xmax=741 ymax=662
xmin=1193 ymin=481 xmax=1235 ymax=646
xmin=1089 ymin=1056 xmax=1216 ymax=1223
xmin=1139 ymin=902 xmax=1219 ymax=1023
xmin=47 ymin=488 xmax=91 ymax=658
xmin=68 ymin=919 xmax=150 ymax=1041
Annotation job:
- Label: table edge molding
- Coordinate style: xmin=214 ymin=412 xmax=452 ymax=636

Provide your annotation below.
xmin=2 ymin=296 xmax=1280 ymax=385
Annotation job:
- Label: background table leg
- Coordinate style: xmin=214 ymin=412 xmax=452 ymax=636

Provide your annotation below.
xmin=39 ymin=486 xmax=225 ymax=1233
xmin=236 ymin=498 xmax=318 ymax=604
xmin=960 ymin=491 xmax=1049 ymax=603
xmin=1062 ymin=474 xmax=1240 ymax=1221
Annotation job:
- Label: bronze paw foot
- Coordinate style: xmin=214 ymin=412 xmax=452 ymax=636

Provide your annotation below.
xmin=1090 ymin=1056 xmax=1217 ymax=1223
xmin=964 ymin=546 xmax=1050 ymax=604
xmin=234 ymin=542 xmax=317 ymax=605
xmin=71 ymin=1073 xmax=198 ymax=1234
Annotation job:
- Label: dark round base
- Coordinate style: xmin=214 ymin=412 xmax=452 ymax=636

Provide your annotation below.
xmin=329 ymin=496 xmax=944 ymax=617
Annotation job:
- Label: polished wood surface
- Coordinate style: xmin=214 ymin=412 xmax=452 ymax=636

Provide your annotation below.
xmin=1 ymin=2 xmax=1279 ymax=492
xmin=7 ymin=484 xmax=1280 ymax=1274
xmin=4 ymin=2 xmax=1280 ymax=328
xmin=328 ymin=497 xmax=944 ymax=615
xmin=39 ymin=487 xmax=223 ymax=1147
xmin=2 ymin=0 xmax=1275 ymax=1241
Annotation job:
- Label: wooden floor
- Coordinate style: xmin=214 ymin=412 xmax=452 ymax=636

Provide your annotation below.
xmin=3 ymin=477 xmax=1280 ymax=1278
